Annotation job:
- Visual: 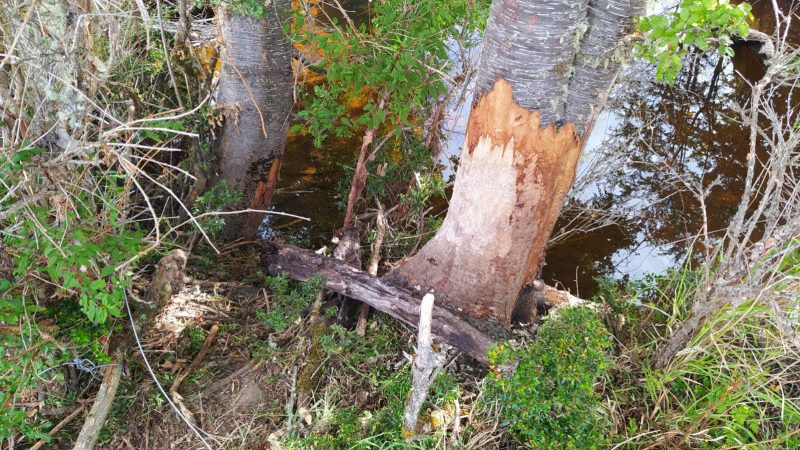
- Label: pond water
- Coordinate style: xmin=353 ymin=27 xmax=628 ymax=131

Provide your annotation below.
xmin=263 ymin=0 xmax=798 ymax=297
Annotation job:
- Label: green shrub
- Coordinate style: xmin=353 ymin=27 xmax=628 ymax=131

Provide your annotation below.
xmin=0 ymin=312 xmax=58 ymax=444
xmin=486 ymin=306 xmax=613 ymax=449
xmin=636 ymin=0 xmax=753 ymax=83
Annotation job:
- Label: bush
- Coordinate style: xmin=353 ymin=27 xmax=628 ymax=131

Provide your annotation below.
xmin=486 ymin=306 xmax=613 ymax=449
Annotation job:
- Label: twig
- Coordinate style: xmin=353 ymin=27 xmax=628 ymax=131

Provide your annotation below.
xmin=124 ymin=290 xmax=214 ymax=449
xmin=285 ymin=366 xmax=298 ymax=431
xmin=342 ymin=94 xmax=389 ymax=229
xmin=169 ymin=324 xmax=219 ymax=426
xmin=0 ymin=0 xmax=38 ymax=71
xmin=155 ymin=0 xmax=183 ymax=109
xmin=170 ymin=324 xmax=219 ymax=396
xmin=357 ymin=204 xmax=387 ymax=336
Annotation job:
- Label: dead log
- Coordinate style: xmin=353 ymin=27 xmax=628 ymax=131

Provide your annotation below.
xmin=260 ymin=242 xmax=496 ymax=364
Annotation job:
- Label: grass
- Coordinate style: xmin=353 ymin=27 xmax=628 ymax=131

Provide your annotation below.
xmin=600 ymin=267 xmax=800 ymax=449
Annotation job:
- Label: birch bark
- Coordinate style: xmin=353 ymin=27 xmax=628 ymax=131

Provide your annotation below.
xmin=388 ymin=0 xmax=642 ymax=324
xmin=213 ymin=2 xmax=293 ymax=237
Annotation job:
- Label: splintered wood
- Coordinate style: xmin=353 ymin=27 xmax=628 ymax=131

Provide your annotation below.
xmin=403 ymin=294 xmax=446 ymax=436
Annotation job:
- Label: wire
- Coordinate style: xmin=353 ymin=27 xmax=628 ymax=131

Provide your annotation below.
xmin=124 ymin=288 xmax=214 ymax=450
xmin=38 ymin=357 xmax=117 ymax=381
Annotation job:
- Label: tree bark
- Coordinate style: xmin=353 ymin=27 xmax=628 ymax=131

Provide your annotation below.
xmin=565 ymin=0 xmax=645 ymax=133
xmin=386 ymin=0 xmax=641 ymax=324
xmin=260 ymin=242 xmax=496 ymax=363
xmin=387 ymin=79 xmax=581 ymax=323
xmin=213 ymin=3 xmax=293 ymax=239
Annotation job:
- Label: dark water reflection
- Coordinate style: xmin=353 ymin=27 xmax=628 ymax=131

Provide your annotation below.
xmin=264 ymin=0 xmax=797 ymax=297
xmin=543 ymin=51 xmax=755 ymax=294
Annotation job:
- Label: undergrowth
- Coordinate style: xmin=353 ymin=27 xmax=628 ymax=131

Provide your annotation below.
xmin=256 ymin=273 xmax=326 ymax=331
xmin=598 ymin=268 xmax=800 ymax=449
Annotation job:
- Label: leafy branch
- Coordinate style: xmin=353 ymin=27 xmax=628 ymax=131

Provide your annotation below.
xmin=636 ymin=0 xmax=753 ymax=83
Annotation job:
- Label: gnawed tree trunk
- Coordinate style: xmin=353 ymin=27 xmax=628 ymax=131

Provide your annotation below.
xmin=386 ymin=0 xmax=641 ymax=324
xmin=388 ymin=80 xmax=581 ymax=322
xmin=213 ymin=3 xmax=293 ymax=239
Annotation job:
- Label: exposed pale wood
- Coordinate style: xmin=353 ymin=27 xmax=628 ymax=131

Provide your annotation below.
xmin=332 ymin=226 xmax=362 ymax=267
xmin=285 ymin=365 xmax=299 ymax=431
xmin=357 ymin=207 xmax=388 ymax=336
xmin=541 ymin=285 xmax=587 ymax=309
xmin=260 ymin=242 xmax=495 ymax=364
xmin=354 ymin=302 xmax=370 ymax=337
xmin=72 ymin=354 xmax=122 ymax=450
xmin=332 ymin=226 xmax=363 ymax=326
xmin=386 ymin=79 xmax=581 ymax=323
xmin=403 ymin=294 xmax=446 ymax=435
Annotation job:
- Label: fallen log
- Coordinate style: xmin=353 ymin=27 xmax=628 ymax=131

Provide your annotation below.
xmin=260 ymin=242 xmax=496 ymax=364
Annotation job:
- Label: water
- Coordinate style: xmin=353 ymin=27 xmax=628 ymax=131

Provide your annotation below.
xmin=263 ymin=0 xmax=797 ymax=296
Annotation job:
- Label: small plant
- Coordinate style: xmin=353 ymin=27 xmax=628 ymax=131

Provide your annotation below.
xmin=6 ymin=207 xmax=141 ymax=325
xmin=192 ymin=180 xmax=242 ymax=236
xmin=283 ymin=353 xmax=460 ymax=449
xmin=400 ymin=172 xmax=446 ymax=210
xmin=486 ymin=306 xmax=613 ymax=449
xmin=257 ymin=273 xmax=325 ymax=331
xmin=289 ymin=0 xmax=488 ymax=147
xmin=196 ymin=0 xmax=269 ymax=18
xmin=181 ymin=325 xmax=208 ymax=354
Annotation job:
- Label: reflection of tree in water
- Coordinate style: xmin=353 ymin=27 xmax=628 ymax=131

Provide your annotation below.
xmin=544 ymin=47 xmax=764 ymax=293
xmin=618 ymin=51 xmax=752 ymax=250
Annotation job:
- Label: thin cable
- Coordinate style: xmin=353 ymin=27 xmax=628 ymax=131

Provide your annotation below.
xmin=38 ymin=357 xmax=117 ymax=381
xmin=124 ymin=289 xmax=214 ymax=450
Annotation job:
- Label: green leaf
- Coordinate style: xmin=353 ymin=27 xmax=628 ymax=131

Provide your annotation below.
xmin=11 ymin=147 xmax=45 ymax=164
